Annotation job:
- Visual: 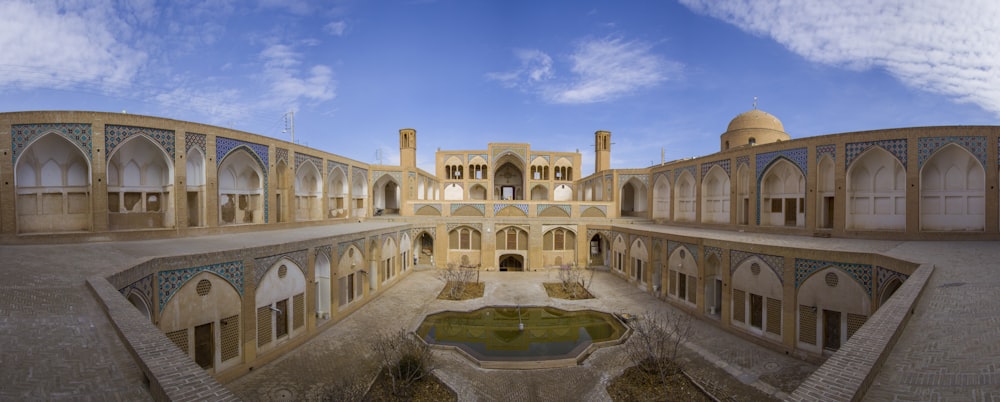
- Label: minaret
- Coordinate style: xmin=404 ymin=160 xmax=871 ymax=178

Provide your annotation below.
xmin=595 ymin=130 xmax=611 ymax=173
xmin=399 ymin=128 xmax=416 ymax=168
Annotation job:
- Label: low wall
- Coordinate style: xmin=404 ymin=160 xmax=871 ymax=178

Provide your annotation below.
xmin=788 ymin=263 xmax=934 ymax=401
xmin=88 ymin=276 xmax=237 ymax=402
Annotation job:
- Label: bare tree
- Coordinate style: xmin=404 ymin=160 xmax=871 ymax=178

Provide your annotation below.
xmin=370 ymin=328 xmax=435 ymax=398
xmin=557 ymin=262 xmax=594 ymax=299
xmin=623 ymin=310 xmax=695 ymax=393
xmin=436 ymin=263 xmax=478 ymax=299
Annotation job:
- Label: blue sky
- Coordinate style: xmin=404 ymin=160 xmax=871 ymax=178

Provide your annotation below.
xmin=3 ymin=1 xmax=998 ymax=174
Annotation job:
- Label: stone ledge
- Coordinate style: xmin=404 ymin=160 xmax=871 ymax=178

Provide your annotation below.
xmin=787 ymin=263 xmax=934 ymax=402
xmin=87 ymin=276 xmax=238 ymax=402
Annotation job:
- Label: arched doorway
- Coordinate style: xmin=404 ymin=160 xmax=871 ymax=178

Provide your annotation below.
xmin=589 ymin=234 xmax=608 ymax=267
xmin=494 ymin=154 xmax=524 ymax=200
xmin=498 ymin=254 xmax=523 ymax=272
xmin=414 ymin=232 xmax=434 ymax=266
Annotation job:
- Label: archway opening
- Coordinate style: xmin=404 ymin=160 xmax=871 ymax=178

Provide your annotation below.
xmin=498 ymin=254 xmax=523 ymax=272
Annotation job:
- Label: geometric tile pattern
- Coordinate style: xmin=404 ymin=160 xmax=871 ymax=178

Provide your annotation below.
xmin=373 ymin=170 xmax=402 ymax=183
xmin=583 ymin=205 xmax=607 ymax=215
xmin=917 ymin=136 xmax=987 ymax=168
xmin=701 ymin=158 xmax=731 ymax=177
xmin=735 ymin=154 xmax=750 ymax=170
xmin=467 ymin=153 xmax=489 ymax=163
xmin=674 ymin=165 xmax=697 ymax=181
xmin=294 ymin=152 xmax=322 ymax=171
xmin=105 ymin=125 xmax=175 ymax=161
xmin=337 ymin=239 xmax=365 ymax=258
xmin=409 ymin=226 xmax=436 ymax=239
xmin=730 ymin=249 xmax=783 ymax=283
xmin=253 ymin=250 xmax=308 ymax=284
xmin=493 ymin=146 xmax=527 ymax=163
xmin=315 ymin=245 xmax=332 ymax=262
xmin=216 ymin=136 xmax=270 ymax=223
xmin=118 ymin=274 xmax=153 ymax=312
xmin=756 ymin=147 xmax=808 ymax=181
xmin=668 ymin=240 xmax=699 ymax=263
xmin=493 ymin=203 xmax=528 ymax=215
xmin=704 ymin=246 xmax=722 ymax=262
xmin=452 ymin=203 xmax=486 ymax=214
xmin=446 ymin=222 xmax=482 ymax=232
xmin=876 ymin=265 xmax=909 ymax=296
xmin=352 ymin=167 xmax=368 ymax=190
xmin=275 ymin=147 xmax=288 ymax=166
xmin=327 ymin=160 xmax=348 ymax=177
xmin=794 ymin=258 xmax=873 ymax=297
xmin=537 ymin=204 xmax=572 ymax=215
xmin=529 ymin=154 xmax=550 ymax=163
xmin=652 ymin=171 xmax=671 ymax=186
xmin=619 ymin=173 xmax=648 ymax=188
xmin=845 ymin=138 xmax=907 ymax=170
xmin=216 ymin=136 xmax=269 ymax=168
xmin=185 ymin=133 xmax=206 ymax=154
xmin=816 ymin=144 xmax=836 ymax=161
xmin=11 ymin=123 xmax=93 ymax=163
xmin=413 ymin=203 xmax=442 ymax=214
xmin=157 ymin=260 xmax=244 ymax=312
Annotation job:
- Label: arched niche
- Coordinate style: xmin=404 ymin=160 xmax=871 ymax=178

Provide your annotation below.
xmin=846 ymin=147 xmax=905 ymax=230
xmin=920 ymin=144 xmax=984 ymax=231
xmin=701 ymin=165 xmax=730 ymax=224
xmin=218 ymin=148 xmax=264 ymax=225
xmin=14 ymin=133 xmax=92 ymax=233
xmin=760 ymin=158 xmax=805 ymax=227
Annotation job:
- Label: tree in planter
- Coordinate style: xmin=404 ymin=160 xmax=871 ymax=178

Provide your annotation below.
xmin=370 ymin=328 xmax=435 ymax=398
xmin=623 ymin=310 xmax=695 ymax=394
xmin=557 ymin=262 xmax=594 ymax=299
xmin=436 ymin=263 xmax=478 ymax=299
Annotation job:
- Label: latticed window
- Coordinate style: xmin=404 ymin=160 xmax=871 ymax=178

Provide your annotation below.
xmin=506 ymin=229 xmax=517 ymax=249
xmin=766 ymin=297 xmax=782 ymax=335
xmin=799 ymin=305 xmax=817 ymax=345
xmin=733 ymin=289 xmax=745 ymax=323
xmin=461 ymin=229 xmax=471 ymax=249
xmin=554 ymin=230 xmax=564 ymax=250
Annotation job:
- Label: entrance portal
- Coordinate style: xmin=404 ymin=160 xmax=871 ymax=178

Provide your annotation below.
xmin=499 ymin=255 xmax=523 ymax=271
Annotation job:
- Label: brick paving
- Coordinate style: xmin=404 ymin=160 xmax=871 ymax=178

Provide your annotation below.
xmin=2 ymin=224 xmax=999 ymax=400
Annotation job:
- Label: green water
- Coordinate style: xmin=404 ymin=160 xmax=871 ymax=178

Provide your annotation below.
xmin=416 ymin=306 xmax=626 ymax=361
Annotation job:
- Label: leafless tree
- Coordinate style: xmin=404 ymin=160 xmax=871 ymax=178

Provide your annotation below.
xmin=623 ymin=310 xmax=696 ymax=393
xmin=557 ymin=262 xmax=594 ymax=299
xmin=370 ymin=328 xmax=435 ymax=398
xmin=436 ymin=263 xmax=478 ymax=299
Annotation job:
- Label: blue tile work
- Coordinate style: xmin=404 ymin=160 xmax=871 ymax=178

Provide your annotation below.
xmin=652 ymin=171 xmax=671 ymax=186
xmin=876 ymin=266 xmax=909 ymax=296
xmin=794 ymin=258 xmax=873 ymax=297
xmin=216 ymin=137 xmax=269 ymax=167
xmin=216 ymin=136 xmax=270 ymax=223
xmin=529 ymin=154 xmax=551 ymax=163
xmin=619 ymin=173 xmax=649 ymax=189
xmin=315 ymin=245 xmax=333 ymax=263
xmin=735 ymin=155 xmax=750 ymax=170
xmin=586 ymin=229 xmax=612 ymax=242
xmin=816 ymin=144 xmax=836 ymax=161
xmin=755 ymin=147 xmax=808 ymax=181
xmin=185 ymin=133 xmax=207 ymax=155
xmin=254 ymin=250 xmax=308 ymax=283
xmin=674 ymin=165 xmax=697 ymax=181
xmin=11 ymin=123 xmax=93 ymax=163
xmin=275 ymin=147 xmax=288 ymax=166
xmin=493 ymin=146 xmax=527 ymax=162
xmin=352 ymin=166 xmax=368 ymax=189
xmin=446 ymin=222 xmax=482 ymax=232
xmin=754 ymin=147 xmax=808 ymax=225
xmin=337 ymin=239 xmax=365 ymax=259
xmin=118 ymin=274 xmax=153 ymax=311
xmin=704 ymin=246 xmax=722 ymax=262
xmin=414 ymin=203 xmax=442 ymax=214
xmin=105 ymin=125 xmax=175 ymax=161
xmin=158 ymin=261 xmax=244 ymax=312
xmin=917 ymin=136 xmax=987 ymax=168
xmin=373 ymin=170 xmax=402 ymax=183
xmin=582 ymin=205 xmax=607 ymax=216
xmin=730 ymin=249 xmax=784 ymax=283
xmin=701 ymin=158 xmax=731 ymax=177
xmin=668 ymin=240 xmax=699 ymax=263
xmin=410 ymin=227 xmax=436 ymax=239
xmin=845 ymin=139 xmax=907 ymax=170
xmin=468 ymin=153 xmax=489 ymax=163
xmin=494 ymin=203 xmax=528 ymax=215
xmin=452 ymin=203 xmax=485 ymax=214
xmin=294 ymin=152 xmax=322 ymax=171
xmin=537 ymin=204 xmax=572 ymax=215
xmin=327 ymin=161 xmax=347 ymax=177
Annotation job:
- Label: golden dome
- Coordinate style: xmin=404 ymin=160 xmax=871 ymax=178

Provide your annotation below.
xmin=726 ymin=109 xmax=784 ymax=133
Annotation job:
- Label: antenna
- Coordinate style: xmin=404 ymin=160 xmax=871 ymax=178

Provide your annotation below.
xmin=282 ymin=111 xmax=295 ymax=143
xmin=375 ymin=148 xmax=383 ymax=165
xmin=753 ymin=96 xmax=758 ymax=110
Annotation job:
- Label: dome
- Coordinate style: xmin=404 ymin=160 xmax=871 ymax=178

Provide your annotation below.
xmin=726 ymin=109 xmax=784 ymax=133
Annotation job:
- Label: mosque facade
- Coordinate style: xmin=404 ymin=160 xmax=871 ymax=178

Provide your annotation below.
xmin=0 ymin=109 xmax=991 ymax=379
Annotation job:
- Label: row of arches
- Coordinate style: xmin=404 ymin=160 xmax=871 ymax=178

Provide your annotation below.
xmin=12 ymin=132 xmax=381 ymax=233
xmin=642 ymin=144 xmax=986 ymax=231
xmin=443 ymin=183 xmax=573 ymax=201
xmin=446 ymin=226 xmax=577 ymax=269
xmin=605 ymin=233 xmax=904 ymax=355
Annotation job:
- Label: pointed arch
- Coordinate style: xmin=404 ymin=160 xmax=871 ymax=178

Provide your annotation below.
xmin=629 ymin=237 xmax=649 ymax=283
xmin=759 ymin=158 xmax=805 ymax=227
xmin=920 ymin=143 xmax=985 ymax=231
xmin=652 ymin=174 xmax=671 ymax=220
xmin=847 ymin=147 xmax=905 ymax=230
xmin=797 ymin=267 xmax=870 ymax=352
xmin=294 ymin=160 xmax=322 ymax=221
xmin=731 ymin=257 xmax=783 ymax=339
xmin=816 ymin=155 xmax=835 ymax=229
xmin=14 ymin=132 xmax=92 ymax=233
xmin=218 ymin=148 xmax=264 ymax=225
xmin=620 ymin=178 xmax=648 ymax=216
xmin=673 ymin=170 xmax=696 ymax=222
xmin=327 ymin=166 xmax=348 ymax=218
xmin=701 ymin=165 xmax=731 ymax=224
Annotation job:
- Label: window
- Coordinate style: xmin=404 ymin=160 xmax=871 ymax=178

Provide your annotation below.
xmin=678 ymin=273 xmax=687 ymax=299
xmin=461 ymin=229 xmax=471 ymax=249
xmin=450 ymin=227 xmax=480 ymax=250
xmin=554 ymin=230 xmax=564 ymax=250
xmin=771 ymin=198 xmax=782 ymax=213
xmin=506 ymin=230 xmax=517 ymax=249
xmin=750 ymin=293 xmax=763 ymax=329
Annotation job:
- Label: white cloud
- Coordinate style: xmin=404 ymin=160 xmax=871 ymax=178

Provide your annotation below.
xmin=0 ymin=1 xmax=147 ymax=91
xmin=259 ymin=44 xmax=337 ymax=105
xmin=488 ymin=36 xmax=678 ymax=104
xmin=680 ymin=0 xmax=1000 ymax=116
xmin=324 ymin=20 xmax=348 ymax=36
